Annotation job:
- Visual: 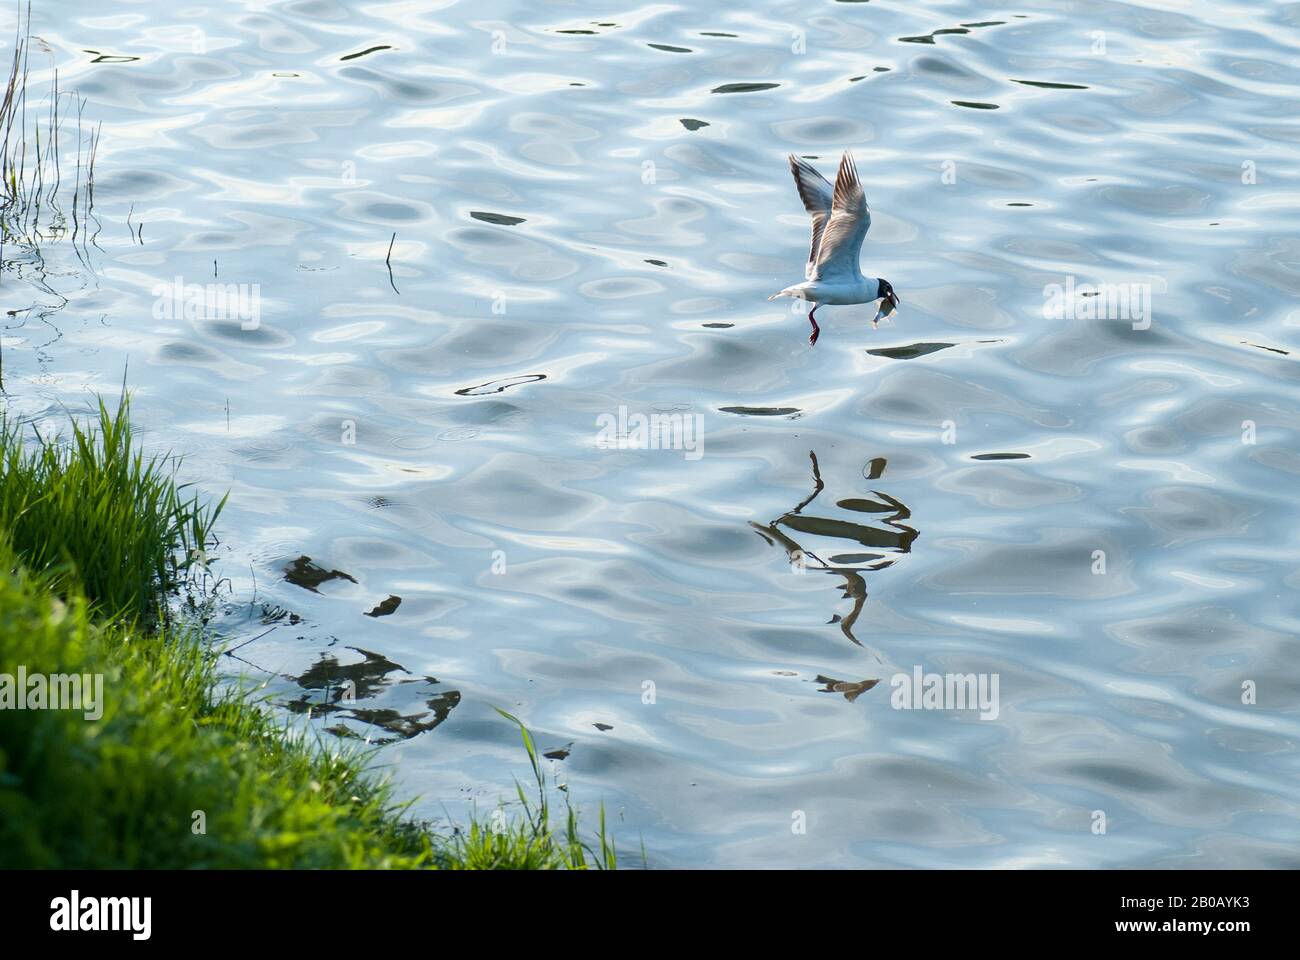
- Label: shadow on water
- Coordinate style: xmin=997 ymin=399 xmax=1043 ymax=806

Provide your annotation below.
xmin=284 ymin=646 xmax=461 ymax=744
xmin=230 ymin=583 xmax=455 ymax=744
xmin=750 ymin=451 xmax=917 ymax=647
xmin=283 ymin=555 xmax=357 ymax=593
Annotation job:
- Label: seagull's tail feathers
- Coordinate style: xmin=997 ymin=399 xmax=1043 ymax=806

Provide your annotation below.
xmin=768 ymin=288 xmax=792 ymax=301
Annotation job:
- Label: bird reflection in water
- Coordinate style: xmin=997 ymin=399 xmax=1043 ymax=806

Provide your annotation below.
xmin=750 ymin=451 xmax=917 ymax=646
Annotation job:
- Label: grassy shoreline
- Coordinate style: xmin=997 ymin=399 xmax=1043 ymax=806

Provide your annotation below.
xmin=0 ymin=397 xmax=615 ymax=868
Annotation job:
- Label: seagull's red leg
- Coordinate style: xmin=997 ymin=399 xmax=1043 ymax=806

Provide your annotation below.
xmin=807 ymin=304 xmax=821 ymax=346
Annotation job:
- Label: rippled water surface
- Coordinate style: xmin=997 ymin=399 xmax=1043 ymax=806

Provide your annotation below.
xmin=10 ymin=0 xmax=1300 ymax=867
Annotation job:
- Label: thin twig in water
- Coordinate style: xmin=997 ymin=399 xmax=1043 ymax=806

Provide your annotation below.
xmin=224 ymin=626 xmax=277 ymax=657
xmin=385 ymin=231 xmax=398 ymax=294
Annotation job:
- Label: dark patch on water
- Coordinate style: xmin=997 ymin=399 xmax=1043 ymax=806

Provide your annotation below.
xmin=544 ymin=745 xmax=573 ymax=760
xmin=284 ymin=556 xmax=358 ymax=593
xmin=365 ymin=595 xmax=402 ymax=617
xmin=454 ymin=373 xmax=546 ymax=396
xmin=900 ymin=21 xmax=1005 ymax=43
xmin=719 ymin=405 xmax=801 ymax=417
xmin=901 ymin=28 xmax=969 ymax=44
xmin=867 ymin=341 xmax=955 ymax=359
xmin=711 ymin=82 xmax=780 ymax=94
xmin=836 ymin=495 xmax=913 ymax=517
xmin=286 ymin=647 xmax=461 ymax=743
xmin=970 ymin=452 xmax=1031 ymax=460
xmin=156 ymin=341 xmax=218 ymax=363
xmin=952 ymin=100 xmax=1000 ymax=109
xmin=469 ymin=211 xmax=525 ymax=225
xmin=1012 ymin=79 xmax=1089 ymax=90
xmin=829 ymin=553 xmax=886 ymax=565
xmin=593 ymin=722 xmax=614 ymax=731
xmin=649 ymin=43 xmax=692 ymax=53
xmin=363 ymin=201 xmax=421 ymax=221
xmin=680 ymin=118 xmax=709 ymax=131
xmin=340 ymin=45 xmax=393 ymax=61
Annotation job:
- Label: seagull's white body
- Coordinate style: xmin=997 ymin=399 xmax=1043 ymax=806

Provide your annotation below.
xmin=780 ymin=276 xmax=883 ymax=306
xmin=770 ymin=151 xmax=898 ymax=344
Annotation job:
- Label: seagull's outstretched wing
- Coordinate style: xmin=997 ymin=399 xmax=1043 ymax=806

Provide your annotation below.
xmin=812 ymin=151 xmax=871 ymax=282
xmin=788 ymin=155 xmax=834 ymax=281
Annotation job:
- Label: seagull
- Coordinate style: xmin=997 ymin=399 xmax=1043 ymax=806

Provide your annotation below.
xmin=769 ymin=151 xmax=899 ymax=345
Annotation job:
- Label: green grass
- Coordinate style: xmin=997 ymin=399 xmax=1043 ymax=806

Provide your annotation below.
xmin=0 ymin=396 xmax=616 ymax=868
xmin=437 ymin=710 xmax=618 ymax=870
xmin=0 ymin=395 xmax=223 ymax=625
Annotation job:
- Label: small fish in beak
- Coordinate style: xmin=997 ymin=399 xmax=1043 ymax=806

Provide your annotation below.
xmin=872 ymin=278 xmax=899 ymax=327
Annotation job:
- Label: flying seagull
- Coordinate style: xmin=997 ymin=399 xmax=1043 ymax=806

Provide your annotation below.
xmin=769 ymin=151 xmax=899 ymax=345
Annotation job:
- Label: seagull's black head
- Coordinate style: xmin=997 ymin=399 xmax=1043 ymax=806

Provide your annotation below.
xmin=876 ymin=278 xmax=900 ymax=314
